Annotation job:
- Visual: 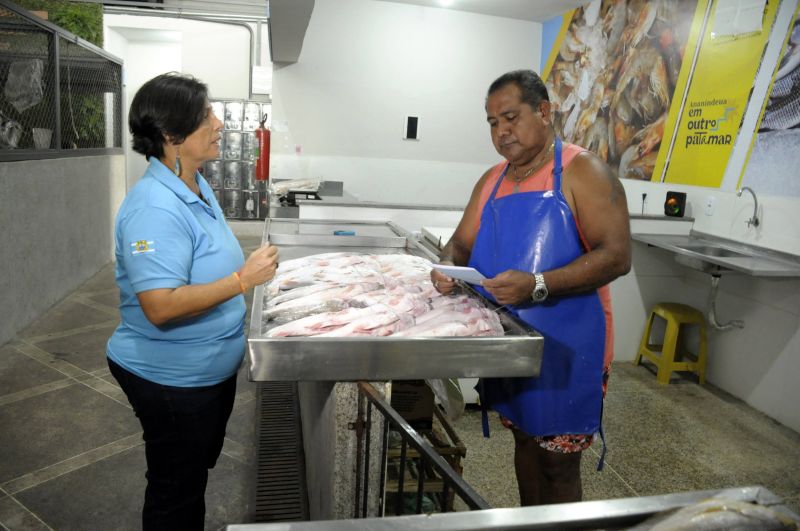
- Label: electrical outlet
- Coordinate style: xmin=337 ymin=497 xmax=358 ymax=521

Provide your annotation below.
xmin=704 ymin=196 xmax=716 ymax=216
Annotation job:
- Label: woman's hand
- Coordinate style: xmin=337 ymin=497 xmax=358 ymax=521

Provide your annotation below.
xmin=239 ymin=245 xmax=280 ymax=290
xmin=430 ymin=268 xmax=457 ymax=295
xmin=137 ymin=244 xmax=280 ymax=326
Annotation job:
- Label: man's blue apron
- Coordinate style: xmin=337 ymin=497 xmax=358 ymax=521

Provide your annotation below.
xmin=469 ymin=138 xmax=606 ymax=440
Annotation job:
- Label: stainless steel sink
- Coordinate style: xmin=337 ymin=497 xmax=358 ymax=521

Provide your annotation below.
xmin=673 ymin=244 xmax=752 ymax=259
xmin=673 ymin=253 xmax=734 ymax=274
xmin=632 ymin=232 xmax=800 ymax=277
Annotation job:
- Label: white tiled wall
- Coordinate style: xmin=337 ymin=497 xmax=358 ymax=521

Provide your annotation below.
xmin=619 ymin=181 xmax=800 ymax=433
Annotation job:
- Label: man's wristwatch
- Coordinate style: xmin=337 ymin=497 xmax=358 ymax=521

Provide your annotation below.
xmin=531 ymin=273 xmax=548 ymax=303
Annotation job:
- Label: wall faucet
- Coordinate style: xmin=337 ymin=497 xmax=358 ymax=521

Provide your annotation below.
xmin=736 ymin=186 xmax=759 ymax=228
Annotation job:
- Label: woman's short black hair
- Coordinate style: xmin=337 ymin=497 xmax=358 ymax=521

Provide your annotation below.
xmin=129 ymin=72 xmax=209 ymax=160
xmin=487 ymin=70 xmax=549 ymax=109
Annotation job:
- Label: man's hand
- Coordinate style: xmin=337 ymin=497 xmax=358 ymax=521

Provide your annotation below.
xmin=431 ymin=268 xmax=457 ymax=295
xmin=481 ymin=270 xmax=536 ymax=305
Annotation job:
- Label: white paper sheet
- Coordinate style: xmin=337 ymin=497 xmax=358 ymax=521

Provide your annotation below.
xmin=713 ymin=0 xmax=766 ymax=38
xmin=432 ymin=264 xmax=486 ymax=284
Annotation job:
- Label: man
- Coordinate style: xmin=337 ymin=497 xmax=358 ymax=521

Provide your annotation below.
xmin=431 ymin=70 xmax=631 ymax=505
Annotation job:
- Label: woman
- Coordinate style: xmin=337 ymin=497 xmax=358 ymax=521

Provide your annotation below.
xmin=107 ymin=72 xmax=279 ymax=530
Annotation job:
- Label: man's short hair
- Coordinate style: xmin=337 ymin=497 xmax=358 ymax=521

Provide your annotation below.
xmin=487 ymin=70 xmax=550 ymax=109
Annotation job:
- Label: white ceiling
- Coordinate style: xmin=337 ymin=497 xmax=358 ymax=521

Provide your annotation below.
xmin=372 ymin=0 xmax=588 ymax=22
xmin=99 ymin=0 xmax=587 ymax=63
xmin=98 ymin=0 xmax=270 ymax=21
xmin=97 ymin=0 xmax=586 ymax=23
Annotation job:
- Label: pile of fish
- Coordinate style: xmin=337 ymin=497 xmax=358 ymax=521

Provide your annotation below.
xmin=628 ymin=496 xmax=800 ymax=530
xmin=262 ymin=252 xmax=504 ymax=338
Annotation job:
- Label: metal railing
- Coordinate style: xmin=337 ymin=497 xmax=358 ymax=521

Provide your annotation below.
xmin=0 ymin=0 xmax=123 ymax=161
xmin=353 ymin=382 xmax=490 ymax=518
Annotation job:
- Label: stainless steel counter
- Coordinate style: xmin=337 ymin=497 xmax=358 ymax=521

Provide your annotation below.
xmin=227 ymin=485 xmax=799 ymax=530
xmin=633 ymin=231 xmax=800 ymax=277
xmin=247 ymin=218 xmax=544 ymax=381
xmin=296 ymin=196 xmax=465 ymax=211
xmin=629 ymin=214 xmax=695 ymax=221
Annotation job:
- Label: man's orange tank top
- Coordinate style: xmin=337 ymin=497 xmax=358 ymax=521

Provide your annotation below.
xmin=475 ymin=143 xmax=615 ymax=372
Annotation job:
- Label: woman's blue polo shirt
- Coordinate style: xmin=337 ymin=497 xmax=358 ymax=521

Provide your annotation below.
xmin=107 ymin=158 xmax=246 ymax=387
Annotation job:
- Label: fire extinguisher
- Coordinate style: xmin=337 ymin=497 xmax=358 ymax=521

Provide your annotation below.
xmin=255 ymin=113 xmax=270 ymax=181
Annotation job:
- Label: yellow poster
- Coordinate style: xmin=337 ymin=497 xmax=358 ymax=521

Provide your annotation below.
xmin=662 ymin=0 xmax=781 ymax=186
xmin=543 ymin=1 xmax=701 ymax=182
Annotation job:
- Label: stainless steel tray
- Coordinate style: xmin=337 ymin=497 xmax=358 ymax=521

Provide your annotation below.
xmin=247 ymin=218 xmax=544 ymax=381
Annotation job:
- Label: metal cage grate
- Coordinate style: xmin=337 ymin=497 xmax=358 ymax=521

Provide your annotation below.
xmin=0 ymin=1 xmax=122 ymax=159
xmin=58 ymin=36 xmax=122 ymax=149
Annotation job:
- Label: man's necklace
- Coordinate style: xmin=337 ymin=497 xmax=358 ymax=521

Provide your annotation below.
xmin=509 ymin=142 xmax=554 ymax=193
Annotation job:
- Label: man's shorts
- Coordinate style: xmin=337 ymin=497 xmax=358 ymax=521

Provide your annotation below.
xmin=496 ymin=366 xmax=609 ymax=453
xmin=500 ymin=415 xmax=595 ymax=453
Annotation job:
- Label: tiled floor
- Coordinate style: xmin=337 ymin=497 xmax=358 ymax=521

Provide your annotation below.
xmin=0 ymin=234 xmax=262 ymax=531
xmin=2 ymin=231 xmax=799 ymax=530
xmin=453 ymin=364 xmax=800 ymax=514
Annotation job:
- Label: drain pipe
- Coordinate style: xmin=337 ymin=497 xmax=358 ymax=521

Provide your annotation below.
xmin=707 ymin=274 xmax=745 ymax=330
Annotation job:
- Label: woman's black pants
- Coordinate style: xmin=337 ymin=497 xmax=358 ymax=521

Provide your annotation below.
xmin=108 ymin=358 xmax=237 ymax=531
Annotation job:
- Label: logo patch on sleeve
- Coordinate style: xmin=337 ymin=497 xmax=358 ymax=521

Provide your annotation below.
xmin=131 ymin=240 xmax=156 ymax=254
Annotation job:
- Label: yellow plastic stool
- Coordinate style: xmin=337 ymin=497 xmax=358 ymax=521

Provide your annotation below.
xmin=634 ymin=303 xmax=708 ymax=385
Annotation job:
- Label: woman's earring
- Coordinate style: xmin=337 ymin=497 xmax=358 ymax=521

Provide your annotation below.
xmin=174 ymin=148 xmax=181 ymax=176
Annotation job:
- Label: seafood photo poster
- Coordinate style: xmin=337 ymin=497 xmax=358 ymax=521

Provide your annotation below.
xmin=542 ymin=0 xmax=703 ymax=182
xmin=739 ymin=2 xmax=800 ymax=197
xmin=661 ymin=0 xmax=781 ymax=187
xmin=541 ymin=0 xmax=783 ymax=188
